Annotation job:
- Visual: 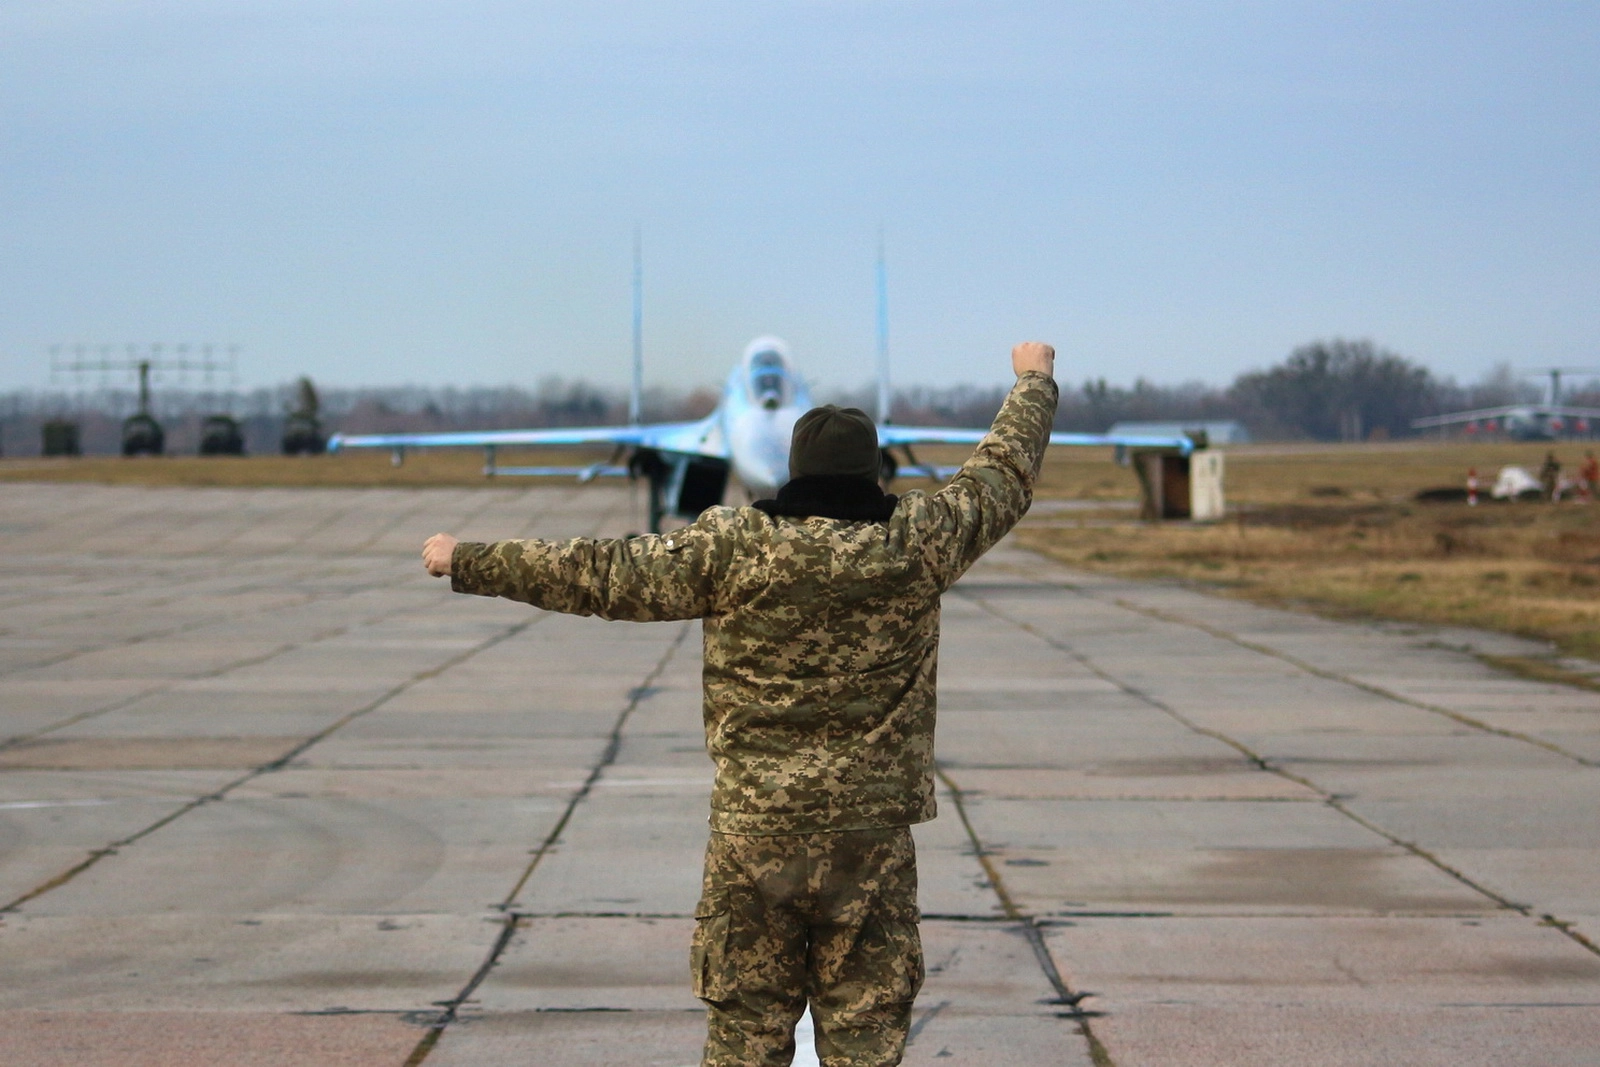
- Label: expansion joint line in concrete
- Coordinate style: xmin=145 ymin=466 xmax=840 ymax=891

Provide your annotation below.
xmin=401 ymin=621 xmax=693 ymax=1067
xmin=2 ymin=542 xmax=419 ymax=673
xmin=155 ymin=493 xmax=366 ymax=557
xmin=2 ymin=485 xmax=533 ymax=680
xmin=0 ymin=614 xmax=543 ymax=914
xmin=933 ymin=765 xmax=1114 ymax=1065
xmin=0 ymin=619 xmax=367 ymax=752
xmin=2 ymin=490 xmax=638 ymax=902
xmin=337 ymin=492 xmax=492 ymax=557
xmin=2 ymin=491 xmax=552 ymax=739
xmin=0 ymin=560 xmax=423 ymax=686
xmin=1107 ymin=594 xmax=1600 ymax=770
xmin=0 ymin=570 xmax=273 ymax=637
xmin=958 ymin=585 xmax=1600 ymax=964
xmin=989 ymin=561 xmax=1600 ymax=770
xmin=496 ymin=622 xmax=693 ymax=910
xmin=0 ymin=589 xmax=328 ymax=680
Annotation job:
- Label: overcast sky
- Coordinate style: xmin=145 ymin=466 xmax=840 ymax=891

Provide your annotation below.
xmin=3 ymin=1 xmax=1597 ymax=395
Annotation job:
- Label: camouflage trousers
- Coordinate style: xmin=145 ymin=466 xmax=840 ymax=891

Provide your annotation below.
xmin=691 ymin=826 xmax=924 ymax=1067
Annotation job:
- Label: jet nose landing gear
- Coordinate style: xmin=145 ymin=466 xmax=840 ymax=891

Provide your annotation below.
xmin=628 ymin=449 xmax=731 ymax=534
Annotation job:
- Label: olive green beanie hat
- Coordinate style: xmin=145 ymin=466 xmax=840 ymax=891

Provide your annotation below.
xmin=788 ymin=405 xmax=880 ymax=481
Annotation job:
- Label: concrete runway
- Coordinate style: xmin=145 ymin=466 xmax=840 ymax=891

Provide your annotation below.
xmin=3 ymin=481 xmax=1599 ymax=1066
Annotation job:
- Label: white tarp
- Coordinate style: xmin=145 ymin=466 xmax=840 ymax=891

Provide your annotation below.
xmin=1491 ymin=465 xmax=1542 ymax=499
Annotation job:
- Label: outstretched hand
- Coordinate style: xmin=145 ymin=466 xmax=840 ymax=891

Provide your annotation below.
xmin=1012 ymin=342 xmax=1055 ymax=379
xmin=423 ymin=533 xmax=458 ymax=577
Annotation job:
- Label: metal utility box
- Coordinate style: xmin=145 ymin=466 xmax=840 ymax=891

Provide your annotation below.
xmin=1189 ymin=451 xmax=1226 ymax=520
xmin=1134 ymin=449 xmax=1225 ymax=521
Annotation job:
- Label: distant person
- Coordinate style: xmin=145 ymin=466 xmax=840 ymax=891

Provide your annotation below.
xmin=422 ymin=342 xmax=1060 ymax=1066
xmin=1540 ymin=451 xmax=1562 ymax=501
xmin=1580 ymin=451 xmax=1599 ymax=502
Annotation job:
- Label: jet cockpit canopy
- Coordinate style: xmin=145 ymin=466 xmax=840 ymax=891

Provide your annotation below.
xmin=743 ymin=336 xmax=794 ymax=410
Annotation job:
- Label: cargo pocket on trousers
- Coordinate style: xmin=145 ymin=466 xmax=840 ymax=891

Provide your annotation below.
xmin=691 ymin=910 xmax=735 ymax=1003
xmin=869 ymin=917 xmax=925 ymax=1002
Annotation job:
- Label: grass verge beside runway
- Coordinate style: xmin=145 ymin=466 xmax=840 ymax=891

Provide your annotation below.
xmin=1023 ymin=439 xmax=1600 ymax=660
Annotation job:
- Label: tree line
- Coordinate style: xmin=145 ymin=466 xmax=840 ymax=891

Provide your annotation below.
xmin=877 ymin=339 xmax=1589 ymax=442
xmin=3 ymin=339 xmax=1591 ymax=454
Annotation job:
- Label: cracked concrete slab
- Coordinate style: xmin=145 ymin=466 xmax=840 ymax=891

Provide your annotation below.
xmin=25 ymin=795 xmax=569 ymax=916
xmin=0 ymin=736 xmax=302 ymax=770
xmin=335 ymin=710 xmax=630 ymax=740
xmin=1547 ymin=732 xmax=1600 ymax=762
xmin=912 ymin=816 xmax=1002 ymax=918
xmin=1347 ymin=790 xmax=1600 ymax=849
xmin=0 ymin=796 xmax=201 ymax=905
xmin=510 ymin=790 xmax=710 ymax=915
xmin=1430 ymin=848 xmax=1600 ymax=918
xmin=960 ymin=796 xmax=1396 ymax=851
xmin=1046 ymin=915 xmax=1600 ymax=1067
xmin=45 ymin=707 xmax=371 ymax=739
xmin=8 ymin=485 xmax=1600 ymax=1066
xmin=0 ymin=912 xmax=497 ymax=1013
xmin=936 ymin=709 xmax=1236 ymax=767
xmin=917 ymin=919 xmax=1068 ymax=1013
xmin=900 ymin=1009 xmax=1097 ymax=1065
xmin=423 ymin=1010 xmax=708 ymax=1067
xmin=989 ymin=844 xmax=1493 ymax=916
xmin=227 ymin=765 xmax=603 ymax=800
xmin=0 ymin=1011 xmax=427 ymax=1067
xmin=941 ymin=764 xmax=1320 ymax=801
xmin=0 ymin=769 xmax=239 ymax=802
xmin=1092 ymin=1002 xmax=1600 ymax=1067
xmin=472 ymin=916 xmax=703 ymax=1011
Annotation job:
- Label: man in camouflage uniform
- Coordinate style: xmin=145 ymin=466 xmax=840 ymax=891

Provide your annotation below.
xmin=422 ymin=342 xmax=1058 ymax=1066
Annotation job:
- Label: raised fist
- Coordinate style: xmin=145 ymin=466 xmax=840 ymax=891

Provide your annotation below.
xmin=1011 ymin=342 xmax=1055 ymax=378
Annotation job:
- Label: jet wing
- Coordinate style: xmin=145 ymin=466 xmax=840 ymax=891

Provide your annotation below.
xmin=328 ymin=414 xmax=728 ymax=459
xmin=1411 ymin=406 xmax=1524 ymax=429
xmin=1412 ymin=405 xmax=1600 ymax=429
xmin=879 ymin=425 xmax=1196 ymax=454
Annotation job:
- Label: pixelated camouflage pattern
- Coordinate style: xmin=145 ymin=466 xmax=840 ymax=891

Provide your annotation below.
xmin=693 ymin=827 xmax=922 ymax=1067
xmin=452 ymin=371 xmax=1058 ymax=834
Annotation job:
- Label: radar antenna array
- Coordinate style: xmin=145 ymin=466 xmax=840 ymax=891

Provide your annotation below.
xmin=47 ymin=343 xmax=242 ymax=456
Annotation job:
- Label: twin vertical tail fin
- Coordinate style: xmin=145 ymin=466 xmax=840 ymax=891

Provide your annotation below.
xmin=875 ymin=234 xmax=891 ymax=426
xmin=630 ymin=226 xmax=644 ymax=427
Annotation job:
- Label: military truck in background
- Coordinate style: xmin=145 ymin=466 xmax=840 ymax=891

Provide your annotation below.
xmin=198 ymin=414 xmax=246 ymax=455
xmin=281 ymin=376 xmax=326 ymax=455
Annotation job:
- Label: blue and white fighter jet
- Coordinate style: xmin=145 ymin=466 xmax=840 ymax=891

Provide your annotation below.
xmin=328 ymin=335 xmax=1194 ymax=532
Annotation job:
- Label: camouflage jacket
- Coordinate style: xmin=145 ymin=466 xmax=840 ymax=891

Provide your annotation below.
xmin=451 ymin=371 xmax=1058 ymax=834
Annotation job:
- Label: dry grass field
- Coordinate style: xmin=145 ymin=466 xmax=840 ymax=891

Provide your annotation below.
xmin=5 ymin=438 xmax=1598 ymax=661
xmin=1021 ymin=439 xmax=1600 ymax=662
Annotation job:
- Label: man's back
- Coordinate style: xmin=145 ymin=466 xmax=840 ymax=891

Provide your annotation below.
xmin=448 ymin=370 xmax=1059 ymax=834
xmin=697 ymin=498 xmax=953 ymax=834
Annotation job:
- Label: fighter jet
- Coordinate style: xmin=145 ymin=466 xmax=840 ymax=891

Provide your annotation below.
xmin=328 ymin=335 xmax=1193 ymax=532
xmin=329 ymin=244 xmax=1194 ymax=530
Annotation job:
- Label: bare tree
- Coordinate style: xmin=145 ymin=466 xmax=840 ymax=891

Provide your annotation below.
xmin=1230 ymin=339 xmax=1437 ymax=441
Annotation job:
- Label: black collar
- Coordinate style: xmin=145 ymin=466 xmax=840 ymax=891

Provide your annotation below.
xmin=753 ymin=475 xmax=898 ymax=523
